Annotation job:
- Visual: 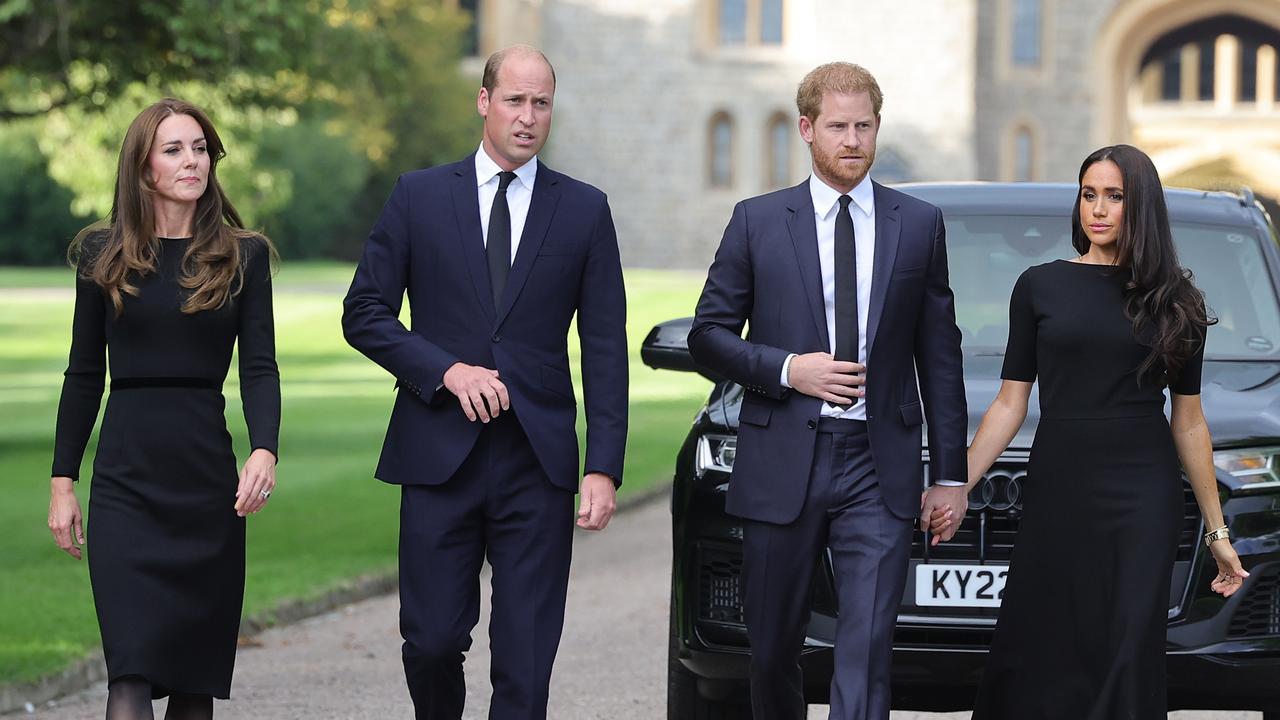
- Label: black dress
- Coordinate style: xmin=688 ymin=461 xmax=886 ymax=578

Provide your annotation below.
xmin=51 ymin=234 xmax=279 ymax=699
xmin=972 ymin=260 xmax=1203 ymax=720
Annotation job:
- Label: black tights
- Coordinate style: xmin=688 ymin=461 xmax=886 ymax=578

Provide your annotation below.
xmin=105 ymin=677 xmax=213 ymax=720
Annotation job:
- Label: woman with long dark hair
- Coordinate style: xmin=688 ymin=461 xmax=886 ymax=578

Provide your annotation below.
xmin=46 ymin=98 xmax=280 ymax=719
xmin=955 ymin=144 xmax=1247 ymax=718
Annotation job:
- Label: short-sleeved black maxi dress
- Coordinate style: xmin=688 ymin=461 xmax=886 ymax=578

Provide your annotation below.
xmin=51 ymin=234 xmax=279 ymax=698
xmin=971 ymin=259 xmax=1204 ymax=720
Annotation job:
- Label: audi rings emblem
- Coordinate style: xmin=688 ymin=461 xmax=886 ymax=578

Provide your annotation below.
xmin=969 ymin=470 xmax=1025 ymax=511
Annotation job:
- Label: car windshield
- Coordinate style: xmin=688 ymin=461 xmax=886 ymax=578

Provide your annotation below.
xmin=948 ymin=214 xmax=1280 ymax=360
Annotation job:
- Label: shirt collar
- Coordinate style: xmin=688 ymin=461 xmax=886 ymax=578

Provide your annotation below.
xmin=809 ymin=172 xmax=874 ymax=219
xmin=475 ymin=144 xmax=538 ymax=190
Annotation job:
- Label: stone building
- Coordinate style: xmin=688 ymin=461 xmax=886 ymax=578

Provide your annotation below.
xmin=456 ymin=0 xmax=1280 ymax=268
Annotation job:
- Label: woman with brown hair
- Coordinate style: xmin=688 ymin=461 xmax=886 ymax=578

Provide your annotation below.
xmin=46 ymin=98 xmax=280 ymax=719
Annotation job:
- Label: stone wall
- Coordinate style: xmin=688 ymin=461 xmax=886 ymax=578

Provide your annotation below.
xmin=531 ymin=0 xmax=979 ymax=269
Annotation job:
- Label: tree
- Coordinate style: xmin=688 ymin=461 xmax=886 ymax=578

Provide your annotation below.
xmin=0 ymin=0 xmax=328 ymax=120
xmin=0 ymin=119 xmax=92 ymax=263
xmin=0 ymin=0 xmax=481 ymax=260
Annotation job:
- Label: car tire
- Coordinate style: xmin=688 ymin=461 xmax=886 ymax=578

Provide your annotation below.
xmin=668 ymin=590 xmax=753 ymax=719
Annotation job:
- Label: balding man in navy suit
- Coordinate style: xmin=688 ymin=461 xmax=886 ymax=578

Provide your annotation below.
xmin=343 ymin=45 xmax=627 ymax=720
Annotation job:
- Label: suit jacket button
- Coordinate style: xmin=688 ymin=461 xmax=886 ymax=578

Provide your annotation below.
xmin=491 ymin=334 xmax=501 ymax=343
xmin=807 ymin=419 xmax=816 ymax=429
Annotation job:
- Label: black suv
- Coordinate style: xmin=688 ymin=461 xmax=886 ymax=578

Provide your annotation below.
xmin=644 ymin=183 xmax=1280 ymax=718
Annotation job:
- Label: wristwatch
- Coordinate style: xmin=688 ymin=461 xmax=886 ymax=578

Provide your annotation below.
xmin=1203 ymin=525 xmax=1231 ymax=546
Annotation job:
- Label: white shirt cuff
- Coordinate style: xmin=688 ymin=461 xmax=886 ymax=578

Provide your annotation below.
xmin=933 ymin=479 xmax=966 ymax=487
xmin=780 ymin=353 xmax=795 ymax=389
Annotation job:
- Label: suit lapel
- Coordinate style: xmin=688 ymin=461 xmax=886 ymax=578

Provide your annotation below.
xmin=866 ymin=181 xmax=901 ymax=355
xmin=785 ymin=181 xmax=830 ymax=350
xmin=450 ymin=156 xmax=497 ymax=320
xmin=495 ymin=160 xmax=561 ymax=328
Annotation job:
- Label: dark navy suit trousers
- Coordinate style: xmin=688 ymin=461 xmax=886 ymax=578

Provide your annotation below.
xmin=398 ymin=411 xmax=574 ymax=720
xmin=742 ymin=417 xmax=912 ymax=720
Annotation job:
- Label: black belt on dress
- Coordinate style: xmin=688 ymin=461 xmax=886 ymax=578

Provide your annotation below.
xmin=110 ymin=377 xmax=222 ymax=391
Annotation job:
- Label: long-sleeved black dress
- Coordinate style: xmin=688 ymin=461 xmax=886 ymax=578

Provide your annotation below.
xmin=51 ymin=233 xmax=280 ymax=699
xmin=972 ymin=259 xmax=1204 ymax=719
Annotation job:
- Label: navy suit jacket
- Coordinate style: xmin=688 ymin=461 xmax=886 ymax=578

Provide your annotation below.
xmin=688 ymin=180 xmax=966 ymax=523
xmin=342 ymin=155 xmax=628 ymax=492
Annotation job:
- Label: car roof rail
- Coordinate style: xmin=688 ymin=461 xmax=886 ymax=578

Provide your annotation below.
xmin=1239 ymin=186 xmax=1257 ymax=208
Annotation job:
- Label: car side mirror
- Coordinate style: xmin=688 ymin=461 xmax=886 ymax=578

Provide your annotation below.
xmin=640 ymin=317 xmax=724 ymax=383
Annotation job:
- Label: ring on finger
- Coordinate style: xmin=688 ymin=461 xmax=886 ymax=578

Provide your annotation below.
xmin=260 ymin=489 xmax=271 ymax=500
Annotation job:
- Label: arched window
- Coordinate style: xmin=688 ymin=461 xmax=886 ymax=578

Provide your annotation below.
xmin=709 ymin=112 xmax=735 ymax=188
xmin=456 ymin=0 xmax=481 ymax=57
xmin=1197 ymin=38 xmax=1216 ymax=101
xmin=1014 ymin=129 xmax=1033 ymax=181
xmin=1010 ymin=125 xmax=1037 ymax=182
xmin=1159 ymin=51 xmax=1182 ymax=101
xmin=765 ymin=113 xmax=791 ymax=189
xmin=718 ymin=0 xmax=747 ymax=45
xmin=1012 ymin=0 xmax=1042 ymax=66
xmin=1241 ymin=37 xmax=1260 ymax=102
xmin=1139 ymin=18 xmax=1280 ymax=107
xmin=872 ymin=147 xmax=913 ymax=183
xmin=760 ymin=0 xmax=783 ymax=45
xmin=714 ymin=0 xmax=784 ymax=47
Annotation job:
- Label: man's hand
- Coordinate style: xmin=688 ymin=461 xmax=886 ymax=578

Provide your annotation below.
xmin=443 ymin=362 xmax=509 ymax=422
xmin=577 ymin=472 xmax=617 ymax=531
xmin=787 ymin=352 xmax=864 ymax=404
xmin=921 ymin=484 xmax=969 ymax=546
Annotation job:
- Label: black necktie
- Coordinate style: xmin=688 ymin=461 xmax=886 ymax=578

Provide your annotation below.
xmin=833 ymin=195 xmax=859 ymax=366
xmin=486 ymin=171 xmax=517 ymax=307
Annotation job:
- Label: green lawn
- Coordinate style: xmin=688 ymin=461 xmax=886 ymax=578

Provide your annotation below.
xmin=0 ymin=262 xmax=712 ymax=685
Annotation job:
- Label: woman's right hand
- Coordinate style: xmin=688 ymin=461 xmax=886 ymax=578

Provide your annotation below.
xmin=48 ymin=476 xmax=85 ymax=560
xmin=1208 ymin=538 xmax=1249 ymax=597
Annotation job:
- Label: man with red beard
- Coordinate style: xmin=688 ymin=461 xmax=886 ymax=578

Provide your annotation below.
xmin=688 ymin=62 xmax=968 ymax=719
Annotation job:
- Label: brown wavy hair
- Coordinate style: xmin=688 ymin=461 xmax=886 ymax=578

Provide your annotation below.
xmin=71 ymin=98 xmax=275 ymax=315
xmin=1070 ymin=144 xmax=1215 ymax=385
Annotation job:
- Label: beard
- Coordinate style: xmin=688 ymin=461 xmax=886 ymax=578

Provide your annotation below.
xmin=811 ymin=143 xmax=875 ymax=189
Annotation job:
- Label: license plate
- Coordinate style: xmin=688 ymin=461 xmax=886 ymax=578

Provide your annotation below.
xmin=914 ymin=564 xmax=1008 ymax=607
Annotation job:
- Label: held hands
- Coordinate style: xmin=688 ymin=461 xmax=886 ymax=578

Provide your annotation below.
xmin=444 ymin=362 xmax=510 ymax=422
xmin=787 ymin=353 xmax=865 ymax=405
xmin=234 ymin=448 xmax=277 ymax=517
xmin=48 ymin=476 xmax=85 ymax=560
xmin=921 ymin=484 xmax=969 ymax=546
xmin=1208 ymin=539 xmax=1250 ymax=597
xmin=577 ymin=472 xmax=617 ymax=531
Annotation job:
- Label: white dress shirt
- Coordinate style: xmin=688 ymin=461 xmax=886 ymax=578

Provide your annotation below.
xmin=781 ymin=173 xmax=876 ymax=421
xmin=779 ymin=174 xmax=965 ymax=488
xmin=432 ymin=147 xmax=538 ymax=395
xmin=475 ymin=144 xmax=537 ymax=263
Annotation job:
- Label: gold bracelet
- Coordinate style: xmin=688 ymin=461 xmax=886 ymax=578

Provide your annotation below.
xmin=1203 ymin=525 xmax=1230 ymax=547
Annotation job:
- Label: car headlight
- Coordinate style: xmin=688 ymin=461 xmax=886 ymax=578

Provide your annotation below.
xmin=695 ymin=433 xmax=736 ymax=478
xmin=1213 ymin=447 xmax=1280 ymax=494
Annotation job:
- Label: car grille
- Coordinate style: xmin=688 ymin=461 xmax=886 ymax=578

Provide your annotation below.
xmin=1228 ymin=565 xmax=1280 ymax=638
xmin=697 ymin=543 xmax=744 ymax=624
xmin=693 ymin=473 xmax=1202 ymax=631
xmin=914 ymin=464 xmax=1200 ymax=563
